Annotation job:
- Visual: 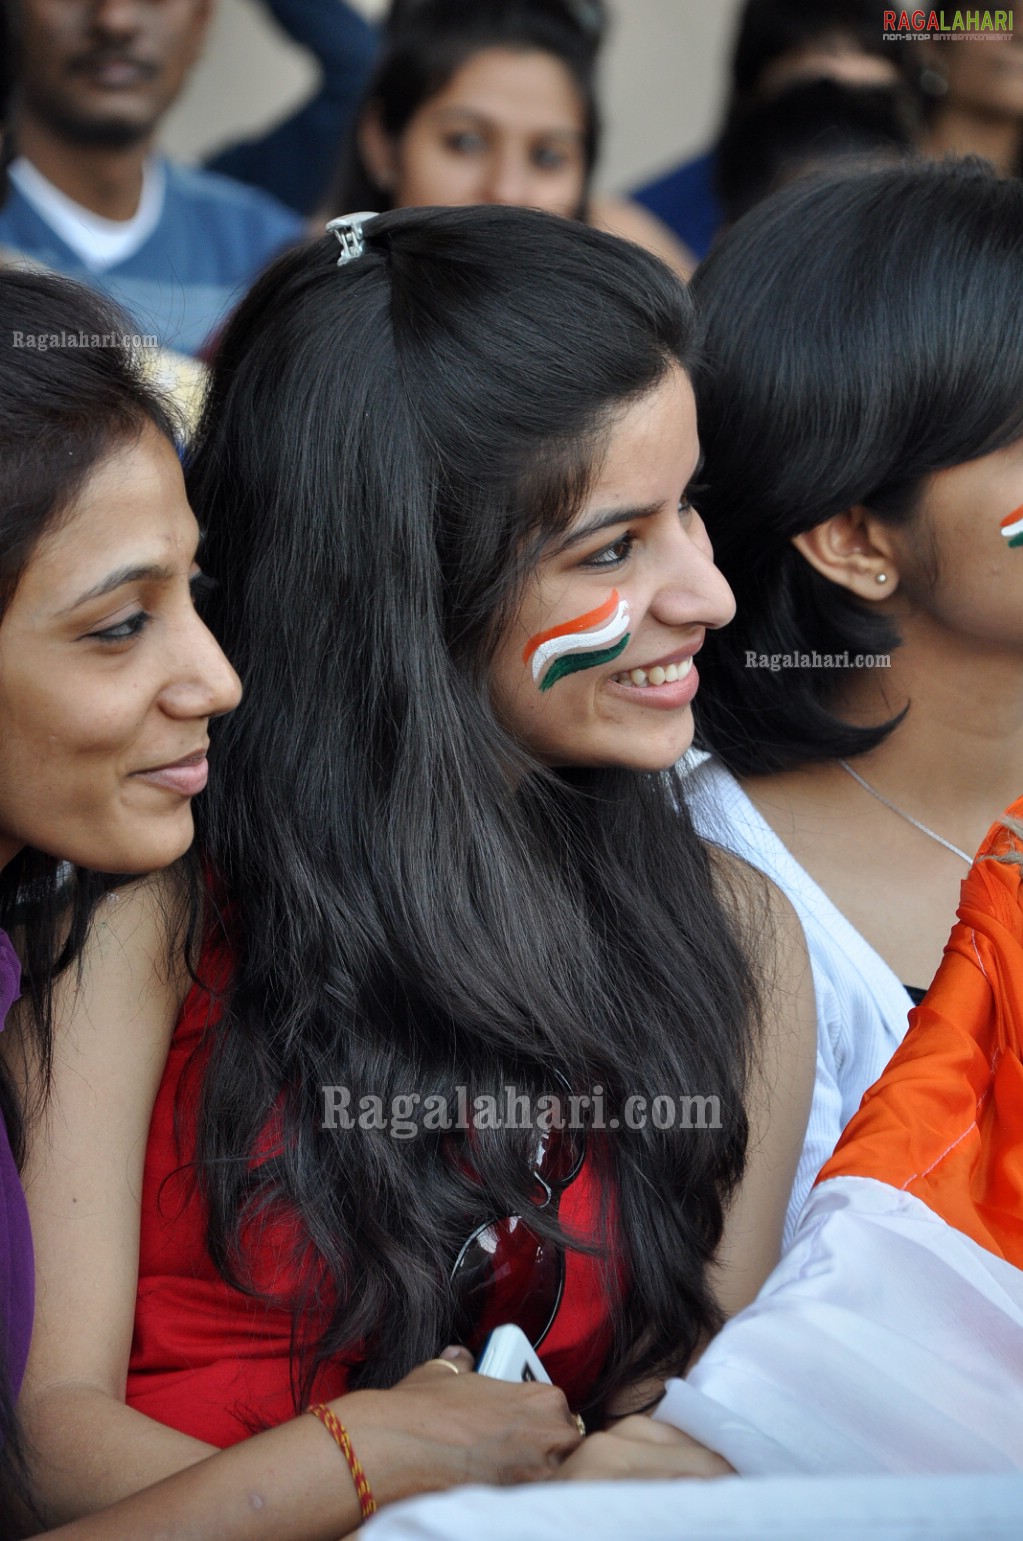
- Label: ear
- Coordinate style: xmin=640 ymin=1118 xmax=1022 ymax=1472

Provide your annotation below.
xmin=358 ymin=105 xmax=398 ymax=194
xmin=185 ymin=0 xmax=215 ymax=66
xmin=791 ymin=506 xmax=900 ymax=601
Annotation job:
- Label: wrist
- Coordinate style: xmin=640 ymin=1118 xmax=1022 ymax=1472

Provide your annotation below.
xmin=326 ymin=1388 xmax=467 ymax=1508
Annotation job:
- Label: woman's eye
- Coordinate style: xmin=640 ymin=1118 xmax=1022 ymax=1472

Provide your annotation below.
xmin=86 ymin=610 xmax=151 ymax=644
xmin=445 ymin=131 xmax=486 ymax=154
xmin=583 ymin=532 xmax=636 ymax=569
xmin=533 ymin=145 xmax=569 ymax=171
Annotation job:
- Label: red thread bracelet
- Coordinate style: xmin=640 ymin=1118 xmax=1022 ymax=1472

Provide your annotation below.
xmin=307 ymin=1403 xmax=378 ymax=1520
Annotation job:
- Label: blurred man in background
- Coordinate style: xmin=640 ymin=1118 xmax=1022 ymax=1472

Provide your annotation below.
xmin=0 ymin=0 xmax=302 ymax=353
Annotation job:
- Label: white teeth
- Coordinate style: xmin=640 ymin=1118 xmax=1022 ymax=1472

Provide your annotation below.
xmin=614 ymin=657 xmax=694 ymax=687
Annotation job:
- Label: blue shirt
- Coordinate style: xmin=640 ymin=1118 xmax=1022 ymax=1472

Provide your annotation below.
xmin=0 ymin=159 xmax=303 ymax=355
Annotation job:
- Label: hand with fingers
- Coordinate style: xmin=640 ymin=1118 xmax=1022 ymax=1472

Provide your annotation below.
xmin=557 ymin=1414 xmax=735 ymax=1482
xmin=335 ymin=1345 xmax=585 ymax=1508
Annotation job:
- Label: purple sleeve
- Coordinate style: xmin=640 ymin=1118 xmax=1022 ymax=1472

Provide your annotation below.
xmin=0 ymin=1120 xmax=33 ymax=1399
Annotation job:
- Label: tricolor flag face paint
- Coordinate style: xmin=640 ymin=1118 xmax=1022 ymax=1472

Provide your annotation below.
xmin=1000 ymin=504 xmax=1023 ymax=548
xmin=522 ymin=590 xmax=631 ymax=694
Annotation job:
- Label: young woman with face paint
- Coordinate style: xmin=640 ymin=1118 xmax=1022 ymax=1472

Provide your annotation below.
xmin=14 ymin=205 xmax=815 ymax=1522
xmin=689 ymin=158 xmax=1023 ymax=1238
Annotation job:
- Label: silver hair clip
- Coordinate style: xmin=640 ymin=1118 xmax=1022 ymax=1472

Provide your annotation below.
xmin=325 ymin=212 xmax=378 ymax=265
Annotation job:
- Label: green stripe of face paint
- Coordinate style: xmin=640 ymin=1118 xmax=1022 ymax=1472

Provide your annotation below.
xmin=1009 ymin=531 xmax=1023 ymax=548
xmin=539 ymin=634 xmax=630 ymax=693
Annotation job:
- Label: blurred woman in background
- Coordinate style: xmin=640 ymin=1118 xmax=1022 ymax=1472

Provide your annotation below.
xmin=336 ymin=0 xmax=694 ymax=274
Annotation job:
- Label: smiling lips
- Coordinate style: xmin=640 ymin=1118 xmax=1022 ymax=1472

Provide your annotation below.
xmin=131 ymin=750 xmax=209 ymax=797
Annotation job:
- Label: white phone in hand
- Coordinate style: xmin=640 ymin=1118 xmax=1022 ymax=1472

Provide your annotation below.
xmin=476 ymin=1324 xmax=552 ymax=1384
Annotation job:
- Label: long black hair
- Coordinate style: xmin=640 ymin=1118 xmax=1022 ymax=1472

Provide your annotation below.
xmin=188 ymin=204 xmax=764 ymax=1419
xmin=692 ymin=159 xmax=1023 ymax=775
xmin=337 ymin=0 xmax=605 ymax=216
xmin=0 ymin=267 xmax=179 ymax=1533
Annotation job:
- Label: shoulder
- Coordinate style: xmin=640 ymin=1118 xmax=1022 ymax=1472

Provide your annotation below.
xmin=708 ymin=844 xmax=815 ymax=1069
xmin=50 ymin=868 xmax=195 ymax=1079
xmin=588 ymin=194 xmax=696 ymax=279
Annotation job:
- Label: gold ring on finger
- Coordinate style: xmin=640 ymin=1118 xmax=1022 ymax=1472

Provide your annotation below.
xmin=426 ymin=1357 xmax=461 ymax=1376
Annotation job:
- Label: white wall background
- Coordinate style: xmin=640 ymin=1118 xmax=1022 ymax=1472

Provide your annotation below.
xmin=162 ymin=0 xmax=745 ymax=193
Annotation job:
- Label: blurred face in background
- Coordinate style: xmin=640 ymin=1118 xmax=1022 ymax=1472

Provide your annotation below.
xmin=361 ymin=45 xmax=589 ymax=218
xmin=15 ymin=0 xmax=211 ymax=147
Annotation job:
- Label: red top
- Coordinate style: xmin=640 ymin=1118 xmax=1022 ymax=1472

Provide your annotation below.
xmin=127 ymin=934 xmax=621 ymax=1446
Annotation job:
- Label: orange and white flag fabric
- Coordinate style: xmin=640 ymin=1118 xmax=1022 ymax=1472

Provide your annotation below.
xmin=657 ymin=801 xmax=1023 ymax=1473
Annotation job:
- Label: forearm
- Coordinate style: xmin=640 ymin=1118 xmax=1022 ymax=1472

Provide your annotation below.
xmin=42 ymin=1400 xmax=382 ymax=1541
xmin=260 ymin=0 xmax=377 ymax=85
xmin=21 ymin=1384 xmax=217 ymax=1524
xmin=39 ymin=1376 xmax=568 ymax=1541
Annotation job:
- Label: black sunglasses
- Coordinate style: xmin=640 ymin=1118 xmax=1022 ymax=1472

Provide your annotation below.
xmin=449 ymin=1113 xmax=586 ymax=1353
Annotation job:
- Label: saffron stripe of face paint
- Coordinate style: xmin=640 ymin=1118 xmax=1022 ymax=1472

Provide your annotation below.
xmin=539 ymin=635 xmax=630 ymax=693
xmin=1001 ymin=506 xmax=1023 ymax=548
xmin=526 ymin=596 xmax=631 ymax=686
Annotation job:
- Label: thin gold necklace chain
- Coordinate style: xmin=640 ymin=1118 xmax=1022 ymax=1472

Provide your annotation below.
xmin=837 ymin=760 xmax=973 ymax=866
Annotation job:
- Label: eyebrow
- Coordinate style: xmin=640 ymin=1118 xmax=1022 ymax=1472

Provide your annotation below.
xmin=59 ymin=563 xmax=176 ymax=615
xmin=430 ymin=107 xmax=584 ymax=141
xmin=557 ymin=502 xmax=663 ymax=551
xmin=557 ymin=450 xmax=706 ymax=553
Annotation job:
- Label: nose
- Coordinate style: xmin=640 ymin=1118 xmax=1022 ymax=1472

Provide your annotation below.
xmin=649 ymin=524 xmax=736 ymax=635
xmin=483 ymin=148 xmax=535 ymax=208
xmin=89 ymin=0 xmax=142 ymax=39
xmin=159 ymin=612 xmax=243 ymax=723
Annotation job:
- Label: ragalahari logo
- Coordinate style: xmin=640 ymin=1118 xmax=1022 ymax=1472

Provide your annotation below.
xmin=883 ymin=9 xmax=1014 ymax=38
